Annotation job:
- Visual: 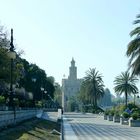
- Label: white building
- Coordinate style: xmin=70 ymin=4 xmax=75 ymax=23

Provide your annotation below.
xmin=62 ymin=58 xmax=83 ymax=112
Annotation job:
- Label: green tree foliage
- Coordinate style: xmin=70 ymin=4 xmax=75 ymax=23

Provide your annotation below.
xmin=114 ymin=71 xmax=138 ymax=107
xmin=80 ymin=68 xmax=105 ymax=109
xmin=0 ymin=26 xmax=10 ymax=48
xmin=0 ymin=95 xmax=5 ymax=105
xmin=67 ymin=96 xmax=78 ymax=112
xmin=0 ymin=26 xmax=24 ymax=98
xmin=0 ymin=26 xmax=11 ymax=84
xmin=0 ymin=25 xmax=55 ymax=108
xmin=99 ymin=88 xmax=112 ymax=106
xmin=78 ymin=83 xmax=88 ymax=105
xmin=54 ymin=83 xmax=62 ymax=107
xmin=18 ymin=59 xmax=55 ymax=101
xmin=47 ymin=76 xmax=55 ymax=85
xmin=45 ymin=78 xmax=55 ymax=99
xmin=127 ymin=13 xmax=140 ymax=75
xmin=0 ymin=47 xmax=10 ymax=83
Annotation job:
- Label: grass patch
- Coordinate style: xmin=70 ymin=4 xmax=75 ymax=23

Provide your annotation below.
xmin=0 ymin=118 xmax=60 ymax=140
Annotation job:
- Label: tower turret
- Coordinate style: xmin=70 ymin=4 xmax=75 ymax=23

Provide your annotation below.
xmin=68 ymin=58 xmax=77 ymax=80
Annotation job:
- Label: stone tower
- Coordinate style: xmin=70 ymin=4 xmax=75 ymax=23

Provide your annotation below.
xmin=62 ymin=58 xmax=83 ymax=112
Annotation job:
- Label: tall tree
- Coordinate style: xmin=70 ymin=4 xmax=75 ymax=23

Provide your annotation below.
xmin=82 ymin=68 xmax=105 ymax=108
xmin=127 ymin=13 xmax=140 ymax=75
xmin=0 ymin=26 xmax=24 ymax=97
xmin=79 ymin=83 xmax=88 ymax=105
xmin=114 ymin=71 xmax=138 ymax=107
xmin=0 ymin=25 xmax=56 ymax=108
xmin=18 ymin=59 xmax=55 ymax=102
xmin=0 ymin=48 xmax=10 ymax=83
xmin=54 ymin=83 xmax=62 ymax=106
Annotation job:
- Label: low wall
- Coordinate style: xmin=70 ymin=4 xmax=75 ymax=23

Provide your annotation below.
xmin=0 ymin=110 xmax=38 ymax=128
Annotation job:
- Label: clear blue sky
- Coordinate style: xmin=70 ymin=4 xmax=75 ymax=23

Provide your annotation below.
xmin=0 ymin=0 xmax=139 ymax=94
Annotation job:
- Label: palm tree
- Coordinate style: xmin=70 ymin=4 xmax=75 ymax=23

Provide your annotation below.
xmin=114 ymin=71 xmax=138 ymax=107
xmin=82 ymin=68 xmax=105 ymax=109
xmin=127 ymin=13 xmax=140 ymax=75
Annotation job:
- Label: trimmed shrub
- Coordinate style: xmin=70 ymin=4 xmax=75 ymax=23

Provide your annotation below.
xmin=109 ymin=109 xmax=115 ymax=116
xmin=116 ymin=104 xmax=126 ymax=114
xmin=114 ymin=111 xmax=120 ymax=117
xmin=131 ymin=112 xmax=139 ymax=120
xmin=122 ymin=112 xmax=130 ymax=118
xmin=131 ymin=108 xmax=140 ymax=114
xmin=127 ymin=103 xmax=138 ymax=110
xmin=104 ymin=110 xmax=109 ymax=115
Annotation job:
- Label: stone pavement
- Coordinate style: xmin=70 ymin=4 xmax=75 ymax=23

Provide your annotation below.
xmin=63 ymin=113 xmax=140 ymax=140
xmin=63 ymin=116 xmax=78 ymax=140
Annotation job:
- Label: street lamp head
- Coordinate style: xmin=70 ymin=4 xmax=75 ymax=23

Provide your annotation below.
xmin=44 ymin=91 xmax=47 ymax=94
xmin=40 ymin=87 xmax=44 ymax=91
xmin=8 ymin=50 xmax=16 ymax=59
xmin=10 ymin=28 xmax=14 ymax=51
xmin=8 ymin=28 xmax=16 ymax=59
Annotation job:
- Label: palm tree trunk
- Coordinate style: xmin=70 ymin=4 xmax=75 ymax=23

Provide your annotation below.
xmin=125 ymin=90 xmax=127 ymax=108
xmin=134 ymin=94 xmax=136 ymax=105
xmin=94 ymin=86 xmax=97 ymax=110
xmin=95 ymin=92 xmax=97 ymax=109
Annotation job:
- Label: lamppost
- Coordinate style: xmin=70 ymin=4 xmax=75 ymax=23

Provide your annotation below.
xmin=32 ymin=78 xmax=37 ymax=108
xmin=8 ymin=29 xmax=16 ymax=124
xmin=47 ymin=94 xmax=56 ymax=108
xmin=44 ymin=90 xmax=47 ymax=108
xmin=40 ymin=87 xmax=44 ymax=108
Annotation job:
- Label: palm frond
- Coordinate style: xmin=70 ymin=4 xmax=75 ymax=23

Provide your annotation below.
xmin=82 ymin=68 xmax=105 ymax=104
xmin=114 ymin=71 xmax=138 ymax=97
xmin=127 ymin=37 xmax=140 ymax=56
xmin=136 ymin=14 xmax=140 ymax=18
xmin=127 ymin=13 xmax=140 ymax=76
xmin=130 ymin=27 xmax=140 ymax=37
xmin=133 ymin=19 xmax=140 ymax=25
xmin=131 ymin=55 xmax=140 ymax=75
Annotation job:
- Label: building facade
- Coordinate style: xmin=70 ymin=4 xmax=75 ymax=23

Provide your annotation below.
xmin=62 ymin=58 xmax=82 ymax=112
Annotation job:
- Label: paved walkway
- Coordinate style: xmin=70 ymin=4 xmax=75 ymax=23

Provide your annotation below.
xmin=63 ymin=113 xmax=140 ymax=140
xmin=63 ymin=116 xmax=78 ymax=140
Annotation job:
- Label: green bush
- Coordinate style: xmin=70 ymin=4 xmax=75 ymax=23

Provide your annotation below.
xmin=19 ymin=100 xmax=26 ymax=107
xmin=104 ymin=110 xmax=109 ymax=115
xmin=122 ymin=112 xmax=130 ymax=118
xmin=114 ymin=111 xmax=120 ymax=117
xmin=130 ymin=108 xmax=140 ymax=120
xmin=109 ymin=109 xmax=115 ymax=116
xmin=115 ymin=104 xmax=126 ymax=114
xmin=13 ymin=98 xmax=19 ymax=106
xmin=127 ymin=103 xmax=138 ymax=110
xmin=36 ymin=101 xmax=42 ymax=108
xmin=131 ymin=108 xmax=140 ymax=114
xmin=131 ymin=112 xmax=139 ymax=120
xmin=0 ymin=96 xmax=5 ymax=105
